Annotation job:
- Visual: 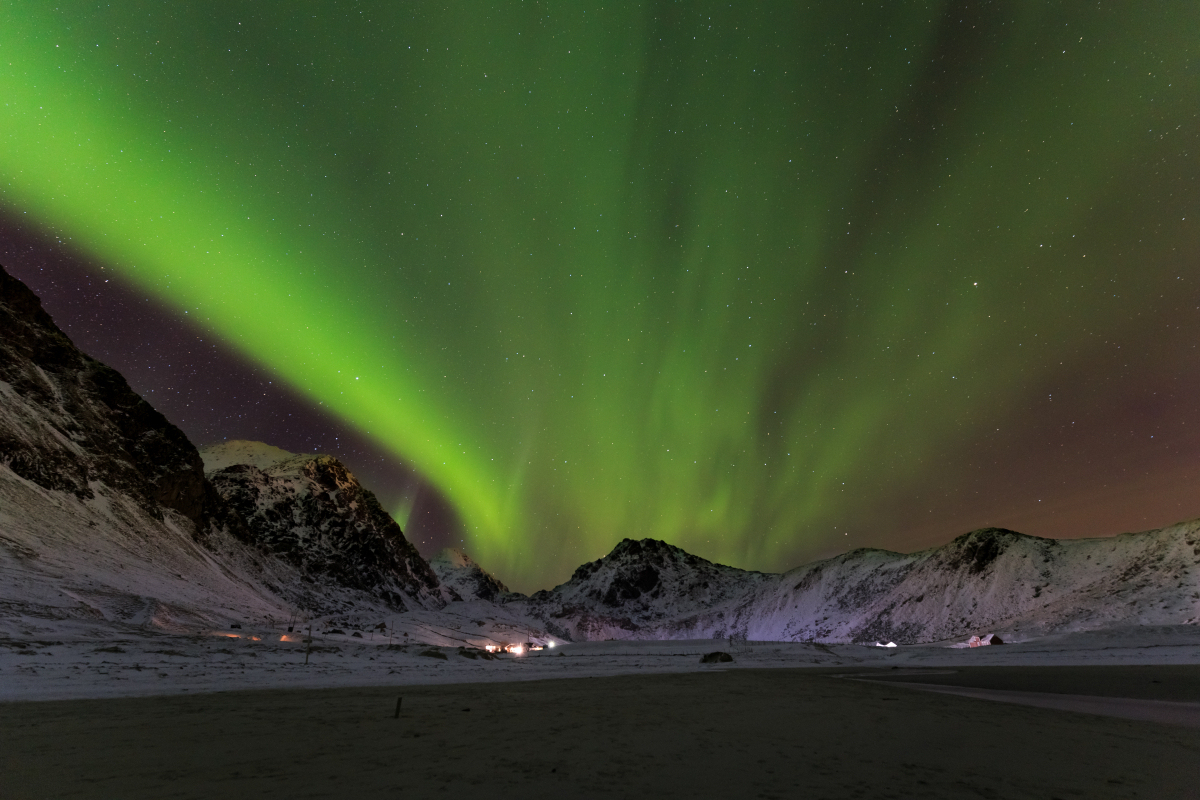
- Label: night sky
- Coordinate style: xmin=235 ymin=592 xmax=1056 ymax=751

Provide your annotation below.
xmin=3 ymin=3 xmax=1198 ymax=592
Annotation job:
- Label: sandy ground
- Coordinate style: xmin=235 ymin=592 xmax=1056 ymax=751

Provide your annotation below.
xmin=3 ymin=666 xmax=1200 ymax=799
xmin=4 ymin=627 xmax=1200 ymax=797
xmin=859 ymin=664 xmax=1200 ymax=700
xmin=875 ymin=682 xmax=1200 ymax=728
xmin=852 ymin=665 xmax=1200 ymax=728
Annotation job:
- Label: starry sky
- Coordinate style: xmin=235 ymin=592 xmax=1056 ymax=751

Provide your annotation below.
xmin=2 ymin=2 xmax=1199 ymax=592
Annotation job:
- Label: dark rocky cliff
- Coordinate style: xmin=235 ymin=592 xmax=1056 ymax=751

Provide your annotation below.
xmin=0 ymin=264 xmax=207 ymax=524
xmin=202 ymin=442 xmax=444 ymax=611
xmin=429 ymin=547 xmax=515 ymax=603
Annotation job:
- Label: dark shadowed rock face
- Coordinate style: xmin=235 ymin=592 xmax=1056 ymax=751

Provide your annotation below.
xmin=203 ymin=445 xmax=444 ymax=611
xmin=942 ymin=528 xmax=1026 ymax=574
xmin=0 ymin=264 xmax=207 ymax=523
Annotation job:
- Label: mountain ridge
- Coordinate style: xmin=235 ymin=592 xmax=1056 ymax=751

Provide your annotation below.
xmin=3 ymin=264 xmax=1198 ymax=645
xmin=506 ymin=524 xmax=1200 ymax=643
xmin=0 ymin=265 xmax=444 ymax=633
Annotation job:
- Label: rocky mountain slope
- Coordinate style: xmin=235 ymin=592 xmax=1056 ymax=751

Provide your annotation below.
xmin=511 ymin=526 xmax=1200 ymax=643
xmin=0 ymin=265 xmax=441 ymax=635
xmin=201 ymin=441 xmax=444 ymax=611
xmin=0 ymin=264 xmax=209 ymax=526
xmin=514 ymin=538 xmax=773 ymax=640
xmin=429 ymin=547 xmax=515 ymax=603
xmin=0 ymin=264 xmax=296 ymax=632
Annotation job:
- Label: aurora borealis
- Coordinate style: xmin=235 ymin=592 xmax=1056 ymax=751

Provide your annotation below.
xmin=3 ymin=3 xmax=1199 ymax=591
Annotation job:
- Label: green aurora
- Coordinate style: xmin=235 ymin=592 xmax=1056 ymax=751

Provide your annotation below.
xmin=3 ymin=3 xmax=1198 ymax=589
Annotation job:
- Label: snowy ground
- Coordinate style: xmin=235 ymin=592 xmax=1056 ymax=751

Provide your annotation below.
xmin=4 ymin=619 xmax=1199 ymax=702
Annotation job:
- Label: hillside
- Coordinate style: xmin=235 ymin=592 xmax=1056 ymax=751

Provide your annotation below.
xmin=511 ymin=527 xmax=1200 ymax=643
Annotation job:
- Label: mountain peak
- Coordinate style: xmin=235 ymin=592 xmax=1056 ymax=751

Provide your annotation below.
xmin=516 ymin=536 xmax=774 ymax=640
xmin=579 ymin=537 xmax=752 ymax=579
xmin=429 ymin=547 xmax=512 ymax=602
xmin=941 ymin=527 xmax=1043 ymax=574
xmin=951 ymin=527 xmax=1027 ymax=543
xmin=205 ymin=444 xmax=443 ymax=611
xmin=607 ymin=537 xmax=689 ymax=559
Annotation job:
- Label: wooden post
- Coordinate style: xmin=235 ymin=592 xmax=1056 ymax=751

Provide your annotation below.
xmin=305 ymin=621 xmax=312 ymax=666
xmin=394 ymin=697 xmax=402 ymax=719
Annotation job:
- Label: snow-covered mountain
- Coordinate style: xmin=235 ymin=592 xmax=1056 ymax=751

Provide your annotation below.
xmin=743 ymin=524 xmax=1200 ymax=643
xmin=4 ymin=263 xmax=1198 ymax=646
xmin=511 ymin=526 xmax=1200 ymax=643
xmin=0 ymin=264 xmax=302 ymax=632
xmin=202 ymin=441 xmax=444 ymax=611
xmin=428 ymin=547 xmax=515 ymax=603
xmin=0 ymin=265 xmax=440 ymax=635
xmin=512 ymin=538 xmax=772 ymax=640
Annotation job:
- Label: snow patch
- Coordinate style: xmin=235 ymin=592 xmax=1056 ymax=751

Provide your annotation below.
xmin=199 ymin=440 xmax=296 ymax=472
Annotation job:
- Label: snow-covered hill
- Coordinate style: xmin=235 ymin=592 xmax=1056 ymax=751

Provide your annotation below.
xmin=202 ymin=441 xmax=444 ymax=611
xmin=511 ymin=527 xmax=1200 ymax=643
xmin=0 ymin=265 xmax=440 ymax=637
xmin=428 ymin=547 xmax=515 ymax=603
xmin=743 ymin=524 xmax=1200 ymax=643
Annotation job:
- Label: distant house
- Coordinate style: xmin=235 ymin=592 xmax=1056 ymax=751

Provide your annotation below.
xmin=967 ymin=634 xmax=1004 ymax=647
